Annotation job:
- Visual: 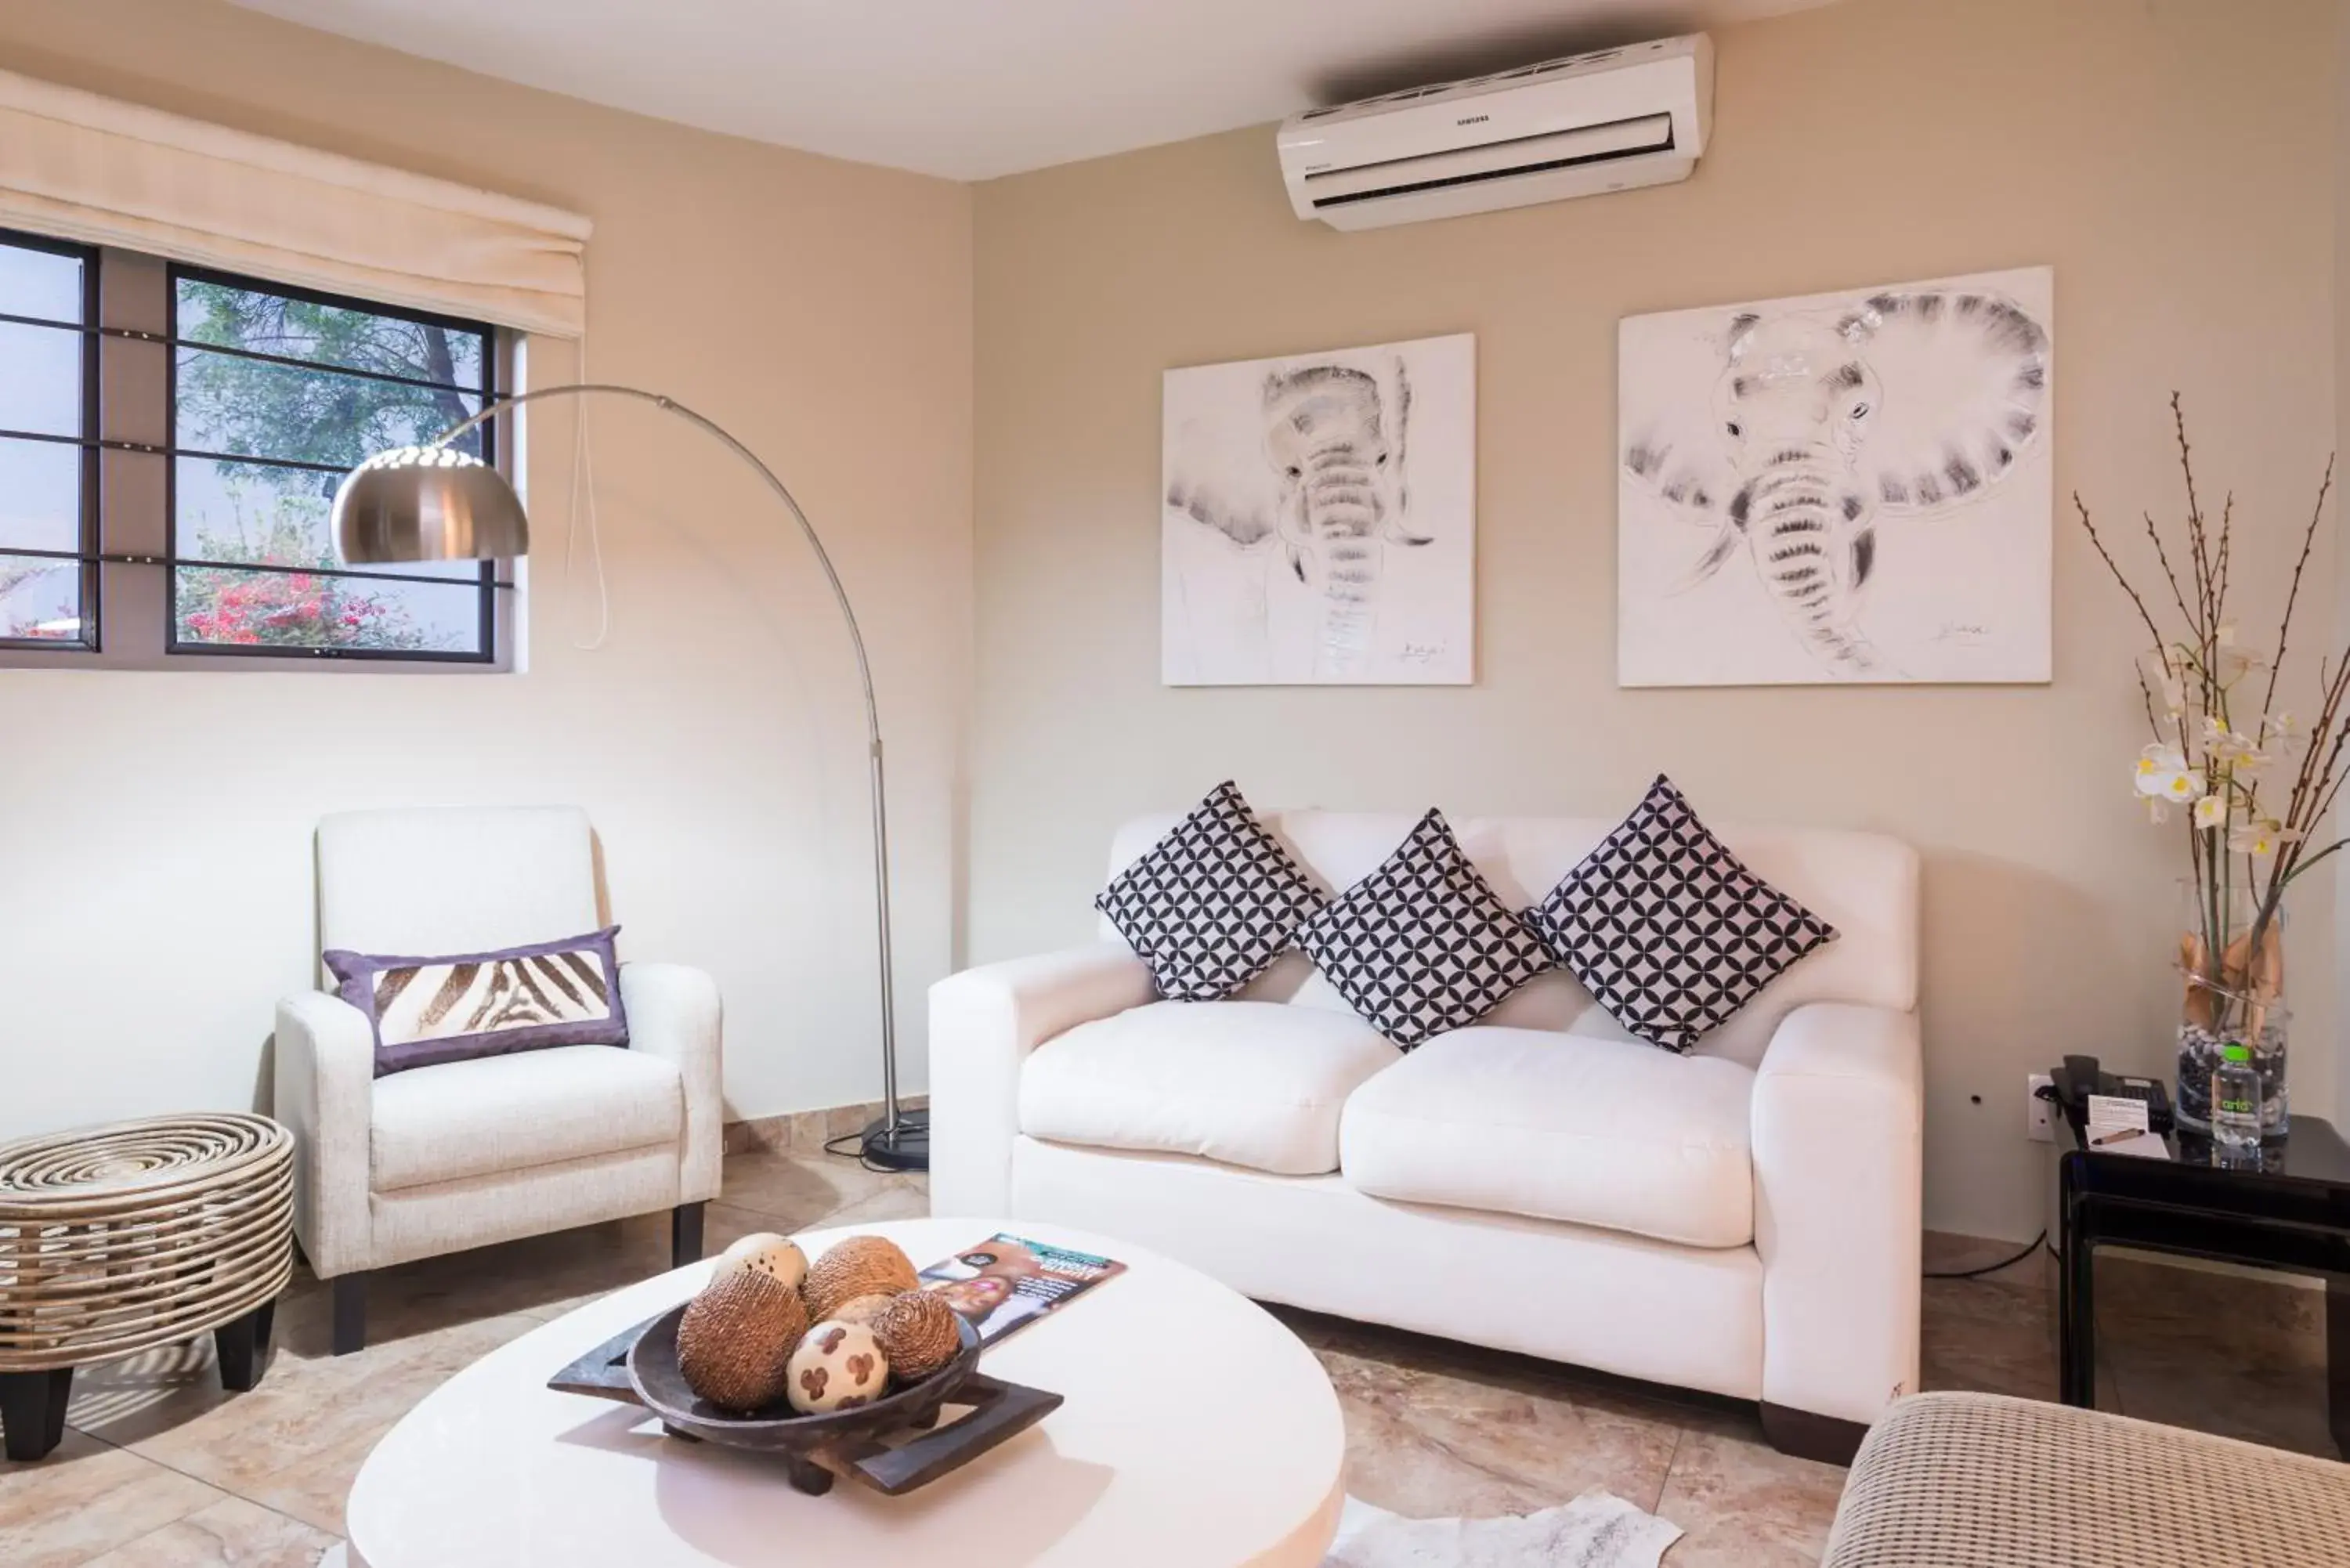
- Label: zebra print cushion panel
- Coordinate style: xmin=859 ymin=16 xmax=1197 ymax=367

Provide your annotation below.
xmin=324 ymin=926 xmax=630 ymax=1077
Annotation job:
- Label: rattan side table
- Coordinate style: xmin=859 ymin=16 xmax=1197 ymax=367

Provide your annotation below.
xmin=0 ymin=1112 xmax=294 ymax=1461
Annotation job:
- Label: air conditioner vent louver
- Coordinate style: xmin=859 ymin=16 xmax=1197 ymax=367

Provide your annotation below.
xmin=1276 ymin=33 xmax=1713 ymax=231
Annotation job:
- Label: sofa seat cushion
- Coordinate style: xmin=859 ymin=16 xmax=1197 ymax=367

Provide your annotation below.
xmin=371 ymin=1044 xmax=684 ymax=1193
xmin=1019 ymin=1000 xmax=1401 ymax=1176
xmin=1339 ymin=1026 xmax=1756 ymax=1246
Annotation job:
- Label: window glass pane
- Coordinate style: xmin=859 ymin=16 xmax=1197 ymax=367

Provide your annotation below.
xmin=175 ymin=349 xmax=484 ymax=468
xmin=0 ymin=320 xmax=82 ymax=437
xmin=174 ymin=566 xmax=482 ymax=655
xmin=0 ymin=555 xmax=82 ymax=641
xmin=175 ymin=276 xmax=485 ymax=389
xmin=0 ymin=436 xmax=81 ymax=554
xmin=0 ymin=243 xmax=84 ymax=323
xmin=172 ymin=457 xmax=484 ymax=656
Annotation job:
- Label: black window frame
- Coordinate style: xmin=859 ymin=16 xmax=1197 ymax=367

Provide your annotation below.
xmin=163 ymin=262 xmax=501 ymax=665
xmin=0 ymin=231 xmax=515 ymax=671
xmin=0 ymin=226 xmax=103 ymax=653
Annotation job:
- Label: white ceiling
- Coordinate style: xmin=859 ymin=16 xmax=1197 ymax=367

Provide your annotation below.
xmin=225 ymin=0 xmax=1838 ymax=181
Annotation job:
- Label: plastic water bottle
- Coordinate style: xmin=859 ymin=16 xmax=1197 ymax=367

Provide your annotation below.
xmin=2212 ymin=1042 xmax=2263 ymax=1157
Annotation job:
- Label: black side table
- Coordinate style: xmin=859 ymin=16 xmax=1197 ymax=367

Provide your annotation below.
xmin=2055 ymin=1101 xmax=2350 ymax=1456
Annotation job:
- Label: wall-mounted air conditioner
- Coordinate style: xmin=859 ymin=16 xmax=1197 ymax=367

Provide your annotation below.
xmin=1278 ymin=34 xmax=1714 ymax=231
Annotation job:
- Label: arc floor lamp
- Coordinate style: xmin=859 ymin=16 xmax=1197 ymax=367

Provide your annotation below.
xmin=332 ymin=385 xmax=925 ymax=1172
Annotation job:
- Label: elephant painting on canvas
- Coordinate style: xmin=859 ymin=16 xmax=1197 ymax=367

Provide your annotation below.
xmin=1162 ymin=334 xmax=1475 ymax=686
xmin=1618 ymin=267 xmax=2054 ymax=686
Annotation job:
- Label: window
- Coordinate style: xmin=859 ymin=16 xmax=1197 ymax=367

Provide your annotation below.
xmin=0 ymin=229 xmax=510 ymax=668
xmin=0 ymin=233 xmax=96 ymax=648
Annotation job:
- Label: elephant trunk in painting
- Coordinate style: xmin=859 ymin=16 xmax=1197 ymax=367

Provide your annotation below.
xmin=1731 ymin=441 xmax=1881 ymax=673
xmin=1264 ymin=363 xmax=1419 ymax=678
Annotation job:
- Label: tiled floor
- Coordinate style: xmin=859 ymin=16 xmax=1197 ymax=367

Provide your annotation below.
xmin=1 ymin=1154 xmax=2333 ymax=1566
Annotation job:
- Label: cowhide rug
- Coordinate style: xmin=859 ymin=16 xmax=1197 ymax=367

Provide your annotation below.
xmin=1322 ymin=1490 xmax=1683 ymax=1568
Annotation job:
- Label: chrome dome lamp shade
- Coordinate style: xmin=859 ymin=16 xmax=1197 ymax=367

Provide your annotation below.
xmin=332 ymin=444 xmax=530 ymax=565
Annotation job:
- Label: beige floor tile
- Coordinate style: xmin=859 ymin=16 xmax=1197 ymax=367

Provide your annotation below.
xmin=815 ymin=1176 xmax=931 ymax=1229
xmin=1320 ymin=1343 xmax=1683 ymax=1520
xmin=116 ymin=1312 xmax=539 ymax=1496
xmin=1653 ymin=1427 xmax=1846 ymax=1566
xmin=720 ymin=1147 xmax=906 ymax=1225
xmin=0 ymin=1428 xmax=226 ymax=1568
xmin=79 ymin=1494 xmax=338 ymax=1568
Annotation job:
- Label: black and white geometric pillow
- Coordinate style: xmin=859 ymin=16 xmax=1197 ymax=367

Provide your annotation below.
xmin=1295 ymin=809 xmax=1552 ymax=1049
xmin=1095 ymin=781 xmax=1327 ymax=1001
xmin=1525 ymin=775 xmax=1838 ymax=1053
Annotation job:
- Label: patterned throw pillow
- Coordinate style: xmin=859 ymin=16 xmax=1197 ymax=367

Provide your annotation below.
xmin=324 ymin=926 xmax=630 ymax=1078
xmin=1095 ymin=782 xmax=1328 ymax=1001
xmin=1525 ymin=776 xmax=1838 ymax=1053
xmin=1295 ymin=809 xmax=1550 ymax=1049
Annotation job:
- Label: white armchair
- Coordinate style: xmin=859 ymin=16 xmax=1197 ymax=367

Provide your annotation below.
xmin=273 ymin=806 xmax=723 ymax=1353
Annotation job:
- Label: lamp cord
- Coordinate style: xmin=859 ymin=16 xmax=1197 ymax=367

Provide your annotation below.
xmin=1924 ymin=1230 xmax=2048 ymax=1280
xmin=562 ymin=334 xmax=612 ymax=652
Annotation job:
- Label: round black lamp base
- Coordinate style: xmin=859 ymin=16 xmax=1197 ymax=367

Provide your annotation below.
xmin=859 ymin=1108 xmax=929 ymax=1172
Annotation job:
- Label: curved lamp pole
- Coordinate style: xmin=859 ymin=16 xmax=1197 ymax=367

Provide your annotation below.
xmin=332 ymin=385 xmax=920 ymax=1171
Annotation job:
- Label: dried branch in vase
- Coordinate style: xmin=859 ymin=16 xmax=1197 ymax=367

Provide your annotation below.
xmin=2077 ymin=393 xmax=2336 ymax=1129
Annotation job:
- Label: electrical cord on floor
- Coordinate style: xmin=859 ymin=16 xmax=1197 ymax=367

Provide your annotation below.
xmin=822 ymin=1129 xmax=898 ymax=1173
xmin=1924 ymin=1229 xmax=2048 ymax=1280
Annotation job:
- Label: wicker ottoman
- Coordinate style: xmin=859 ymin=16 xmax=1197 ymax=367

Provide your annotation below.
xmin=0 ymin=1112 xmax=294 ymax=1461
xmin=1823 ymin=1391 xmax=2350 ymax=1566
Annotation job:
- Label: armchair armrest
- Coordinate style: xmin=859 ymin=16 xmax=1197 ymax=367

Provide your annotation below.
xmin=621 ymin=963 xmax=724 ymax=1205
xmin=928 ymin=942 xmax=1156 ymax=1216
xmin=273 ymin=990 xmax=377 ymax=1280
xmin=1752 ymin=1001 xmax=1923 ymax=1426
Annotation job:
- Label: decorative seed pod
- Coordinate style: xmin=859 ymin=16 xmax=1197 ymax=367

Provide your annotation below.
xmin=786 ymin=1320 xmax=889 ymax=1413
xmin=675 ymin=1269 xmax=808 ymax=1413
xmin=802 ymin=1235 xmax=920 ymax=1322
xmin=831 ymin=1292 xmax=896 ymax=1328
xmin=871 ymin=1288 xmax=962 ymax=1382
xmin=713 ymin=1231 xmax=808 ymax=1292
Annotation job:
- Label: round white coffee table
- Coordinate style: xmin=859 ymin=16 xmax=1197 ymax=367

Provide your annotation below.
xmin=345 ymin=1216 xmax=1345 ymax=1567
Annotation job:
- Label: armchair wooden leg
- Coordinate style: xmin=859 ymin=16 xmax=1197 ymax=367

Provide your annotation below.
xmin=672 ymin=1202 xmax=706 ymax=1269
xmin=332 ymin=1274 xmax=367 ymax=1357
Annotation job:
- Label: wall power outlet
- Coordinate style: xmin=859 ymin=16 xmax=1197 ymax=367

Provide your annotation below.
xmin=2026 ymin=1072 xmax=2054 ymax=1142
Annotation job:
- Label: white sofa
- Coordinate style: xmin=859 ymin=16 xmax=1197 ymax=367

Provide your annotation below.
xmin=931 ymin=807 xmax=1922 ymax=1461
xmin=273 ymin=806 xmax=724 ymax=1352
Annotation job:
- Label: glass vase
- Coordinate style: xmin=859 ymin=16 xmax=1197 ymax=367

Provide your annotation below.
xmin=2172 ymin=883 xmax=2288 ymax=1135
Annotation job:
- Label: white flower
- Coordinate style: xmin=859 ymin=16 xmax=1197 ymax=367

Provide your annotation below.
xmin=2146 ymin=797 xmax=2171 ymax=824
xmin=2263 ymin=710 xmax=2302 ymax=746
xmin=2135 ymin=743 xmax=2198 ymax=803
xmin=2193 ymin=794 xmax=2229 ymax=829
xmin=2228 ymin=820 xmax=2302 ymax=858
xmin=2199 ymin=715 xmax=2269 ymax=769
xmin=2138 ymin=650 xmax=2186 ymax=715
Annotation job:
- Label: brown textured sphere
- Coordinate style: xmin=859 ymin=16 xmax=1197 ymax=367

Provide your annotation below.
xmin=802 ymin=1235 xmax=920 ymax=1322
xmin=675 ymin=1270 xmax=808 ymax=1412
xmin=871 ymin=1288 xmax=962 ymax=1382
xmin=831 ymin=1292 xmax=896 ymax=1328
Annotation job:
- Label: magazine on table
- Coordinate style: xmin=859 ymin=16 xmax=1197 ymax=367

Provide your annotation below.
xmin=916 ymin=1234 xmax=1126 ymax=1346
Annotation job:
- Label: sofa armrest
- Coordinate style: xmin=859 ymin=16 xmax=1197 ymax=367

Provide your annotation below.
xmin=273 ymin=991 xmax=377 ymax=1280
xmin=1752 ymin=1001 xmax=1923 ymax=1425
xmin=622 ymin=963 xmax=725 ymax=1205
xmin=929 ymin=942 xmax=1156 ymax=1216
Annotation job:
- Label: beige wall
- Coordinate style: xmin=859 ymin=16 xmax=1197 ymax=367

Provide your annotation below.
xmin=0 ymin=1 xmax=972 ymax=1137
xmin=971 ymin=0 xmax=2341 ymax=1239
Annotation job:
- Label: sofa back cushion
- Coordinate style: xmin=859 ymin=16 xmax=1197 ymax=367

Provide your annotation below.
xmin=1104 ymin=808 xmax=1918 ymax=1068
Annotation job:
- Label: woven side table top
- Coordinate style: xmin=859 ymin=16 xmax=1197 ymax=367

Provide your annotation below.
xmin=1822 ymin=1391 xmax=2350 ymax=1568
xmin=0 ymin=1112 xmax=295 ymax=1371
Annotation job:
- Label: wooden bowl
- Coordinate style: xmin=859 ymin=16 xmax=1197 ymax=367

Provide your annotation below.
xmin=626 ymin=1302 xmax=982 ymax=1486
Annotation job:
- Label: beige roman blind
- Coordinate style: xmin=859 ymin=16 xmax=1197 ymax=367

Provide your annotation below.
xmin=0 ymin=68 xmax=590 ymax=336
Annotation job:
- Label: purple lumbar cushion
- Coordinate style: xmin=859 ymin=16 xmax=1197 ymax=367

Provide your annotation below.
xmin=324 ymin=925 xmax=630 ymax=1077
